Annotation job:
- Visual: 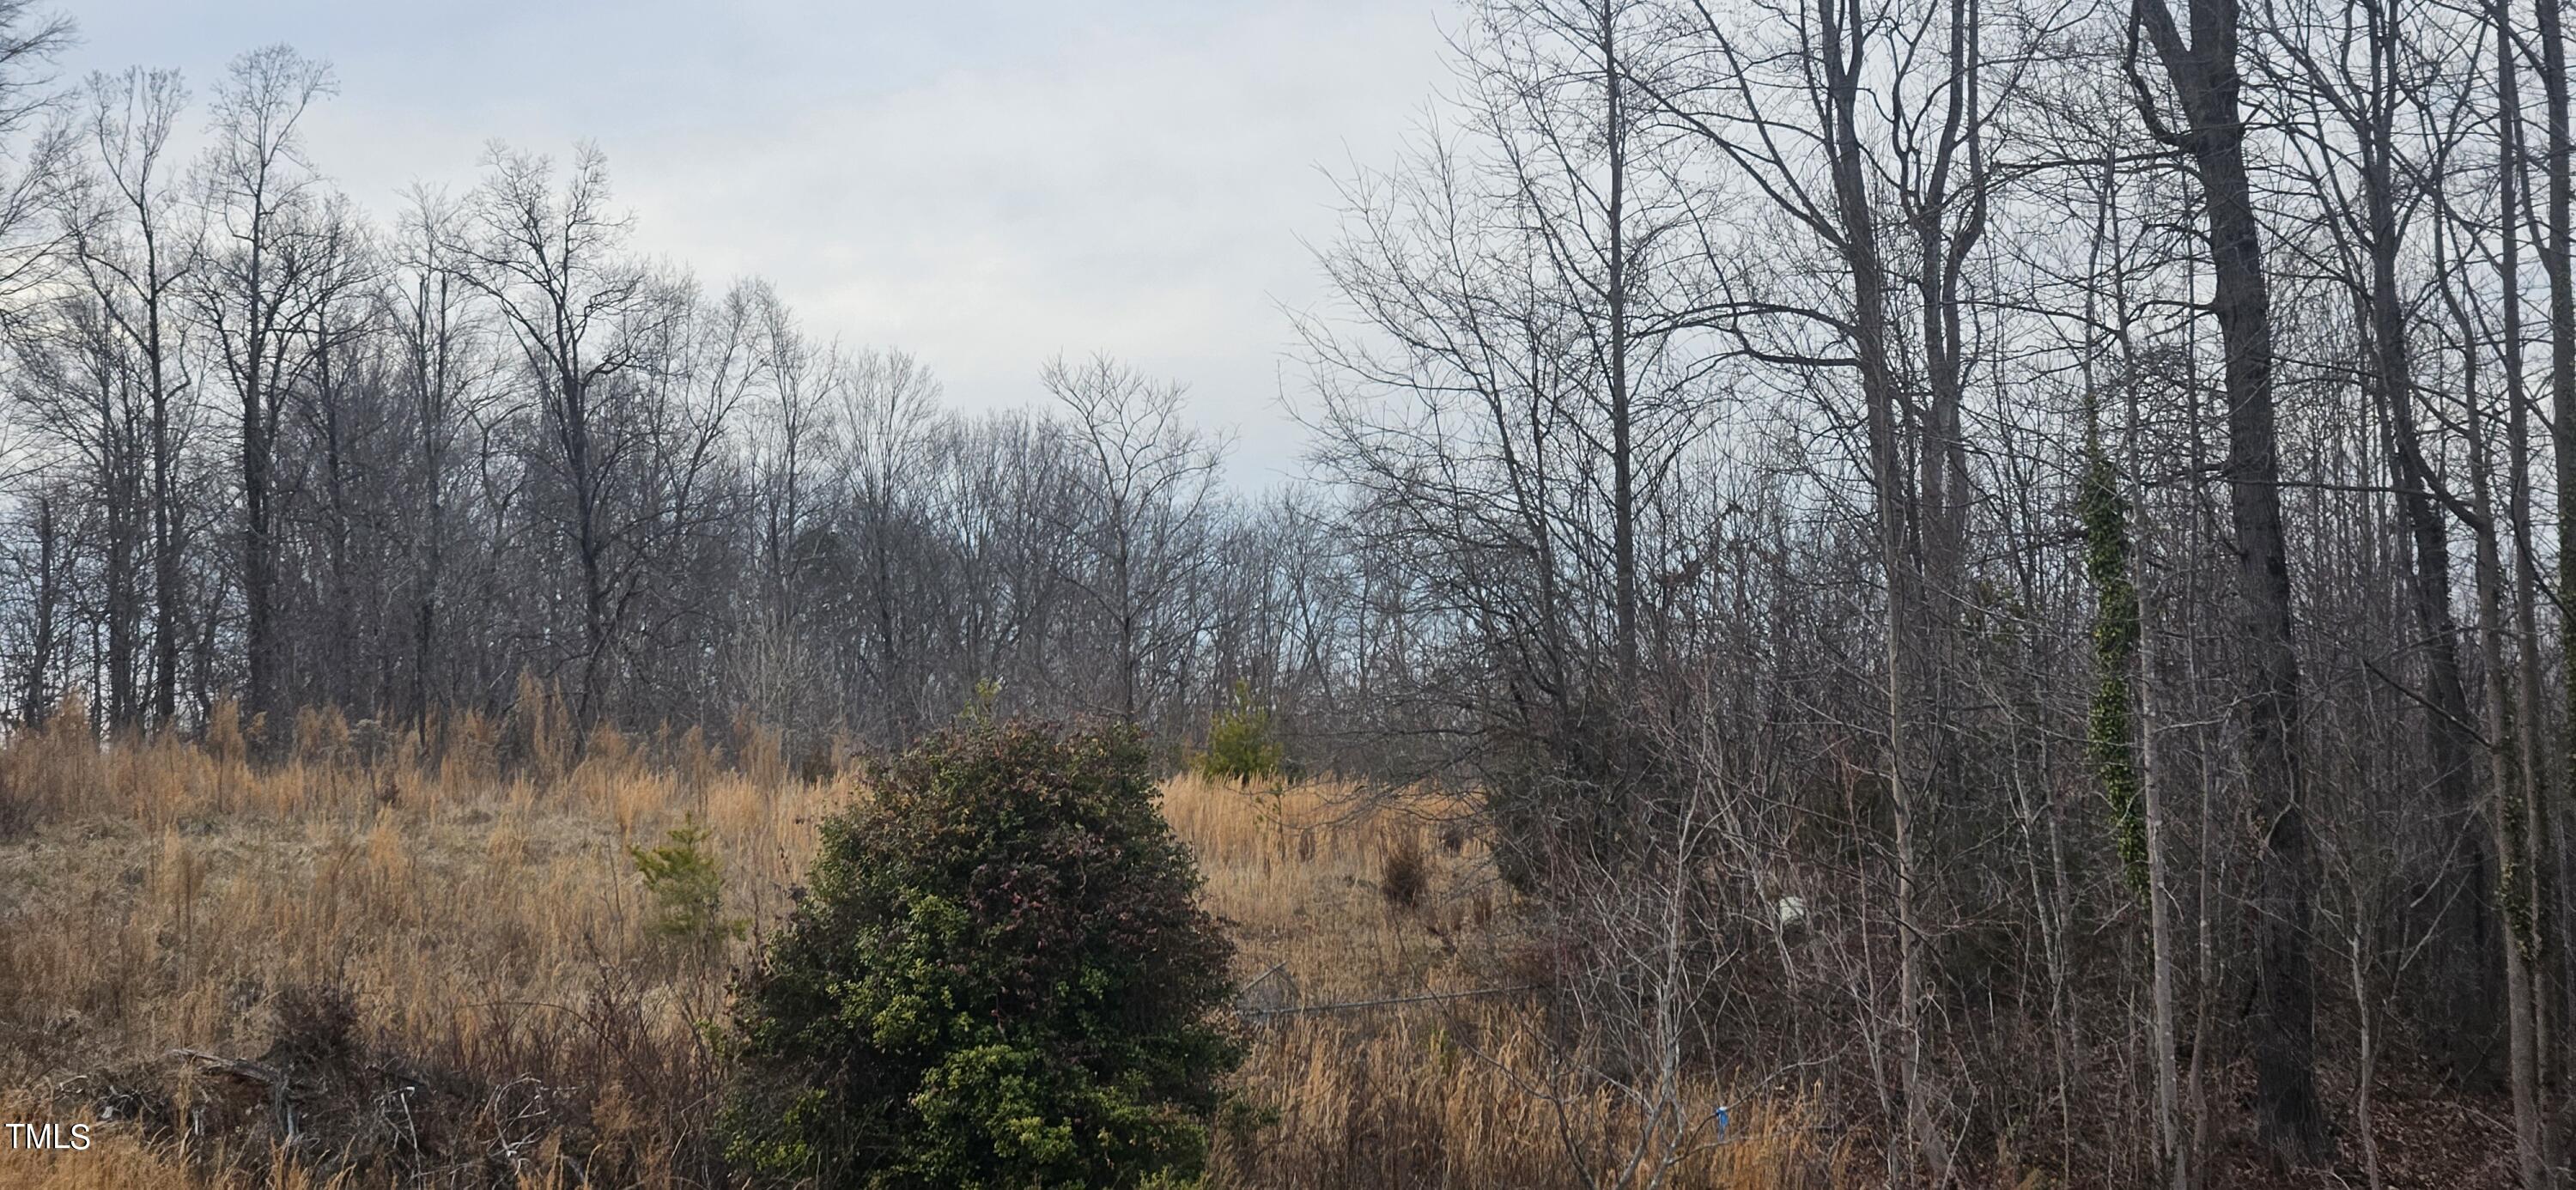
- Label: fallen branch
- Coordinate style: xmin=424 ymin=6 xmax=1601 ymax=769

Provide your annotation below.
xmin=164 ymin=1048 xmax=289 ymax=1090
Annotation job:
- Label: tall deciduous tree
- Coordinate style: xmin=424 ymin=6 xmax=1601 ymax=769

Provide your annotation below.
xmin=192 ymin=44 xmax=337 ymax=739
xmin=2128 ymin=0 xmax=2326 ymax=1162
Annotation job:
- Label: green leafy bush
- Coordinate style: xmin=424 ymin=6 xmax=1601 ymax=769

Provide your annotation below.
xmin=720 ymin=720 xmax=1241 ymax=1187
xmin=1196 ymin=680 xmax=1284 ymax=786
xmin=632 ymin=820 xmax=742 ymax=953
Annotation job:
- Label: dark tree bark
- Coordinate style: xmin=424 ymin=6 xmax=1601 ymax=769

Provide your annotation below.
xmin=2536 ymin=0 xmax=2576 ymax=1101
xmin=1599 ymin=0 xmax=1639 ymax=690
xmin=2334 ymin=0 xmax=2500 ymax=1078
xmin=16 ymin=493 xmax=60 ymax=725
xmin=2129 ymin=0 xmax=2328 ymax=1163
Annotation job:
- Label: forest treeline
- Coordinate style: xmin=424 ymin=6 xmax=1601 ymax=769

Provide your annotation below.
xmin=0 ymin=29 xmax=1333 ymax=756
xmin=3 ymin=0 xmax=2574 ymax=1182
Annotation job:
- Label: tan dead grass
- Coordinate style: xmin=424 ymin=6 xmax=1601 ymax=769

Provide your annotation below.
xmin=0 ymin=710 xmax=1840 ymax=1187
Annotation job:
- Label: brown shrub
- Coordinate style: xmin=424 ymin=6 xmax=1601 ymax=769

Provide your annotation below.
xmin=1381 ymin=830 xmax=1430 ymax=909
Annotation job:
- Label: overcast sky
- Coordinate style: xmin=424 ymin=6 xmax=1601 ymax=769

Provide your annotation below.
xmin=59 ymin=1 xmax=1457 ymax=482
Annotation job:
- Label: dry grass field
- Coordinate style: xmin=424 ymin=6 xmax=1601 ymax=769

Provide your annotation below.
xmin=0 ymin=695 xmax=1848 ymax=1188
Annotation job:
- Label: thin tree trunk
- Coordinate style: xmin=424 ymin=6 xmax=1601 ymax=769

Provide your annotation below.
xmin=2500 ymin=8 xmax=2561 ymax=1175
xmin=1601 ymin=0 xmax=1637 ymax=691
xmin=2139 ymin=526 xmax=2189 ymax=1190
xmin=2536 ymin=0 xmax=2576 ymax=1110
xmin=21 ymin=495 xmax=58 ymax=726
xmin=2360 ymin=43 xmax=2499 ymax=1074
xmin=1825 ymin=0 xmax=1943 ymax=1172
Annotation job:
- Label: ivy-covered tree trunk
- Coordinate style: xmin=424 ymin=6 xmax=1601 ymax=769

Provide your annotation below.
xmin=2080 ymin=435 xmax=2186 ymax=1188
xmin=2080 ymin=444 xmax=2146 ymax=898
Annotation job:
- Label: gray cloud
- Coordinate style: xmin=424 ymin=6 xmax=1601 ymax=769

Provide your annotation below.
xmin=62 ymin=0 xmax=1453 ymax=480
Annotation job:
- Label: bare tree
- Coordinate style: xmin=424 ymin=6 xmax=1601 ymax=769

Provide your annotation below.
xmin=446 ymin=143 xmax=692 ymax=731
xmin=0 ymin=0 xmax=72 ymax=331
xmin=1043 ymin=353 xmax=1228 ymax=725
xmin=2126 ymin=0 xmax=2330 ymax=1162
xmin=191 ymin=44 xmax=337 ymax=739
xmin=51 ymin=66 xmax=192 ymax=735
xmin=2256 ymin=0 xmax=2501 ymax=1084
xmin=382 ymin=185 xmax=490 ymax=726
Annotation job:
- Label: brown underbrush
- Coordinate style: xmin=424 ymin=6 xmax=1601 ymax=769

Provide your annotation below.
xmin=0 ymin=698 xmax=1838 ymax=1187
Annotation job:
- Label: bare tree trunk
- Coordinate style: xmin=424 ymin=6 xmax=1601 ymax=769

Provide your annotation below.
xmin=2130 ymin=0 xmax=2327 ymax=1161
xmin=105 ymin=447 xmax=140 ymax=737
xmin=144 ymin=238 xmax=179 ymax=732
xmin=19 ymin=495 xmax=59 ymax=726
xmin=2536 ymin=0 xmax=2576 ymax=1108
xmin=2432 ymin=173 xmax=2548 ymax=1179
xmin=1600 ymin=0 xmax=1637 ymax=691
xmin=2347 ymin=901 xmax=2387 ymax=1190
xmin=2355 ymin=12 xmax=2499 ymax=1073
xmin=2498 ymin=7 xmax=2562 ymax=1175
xmin=1824 ymin=0 xmax=1943 ymax=1170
